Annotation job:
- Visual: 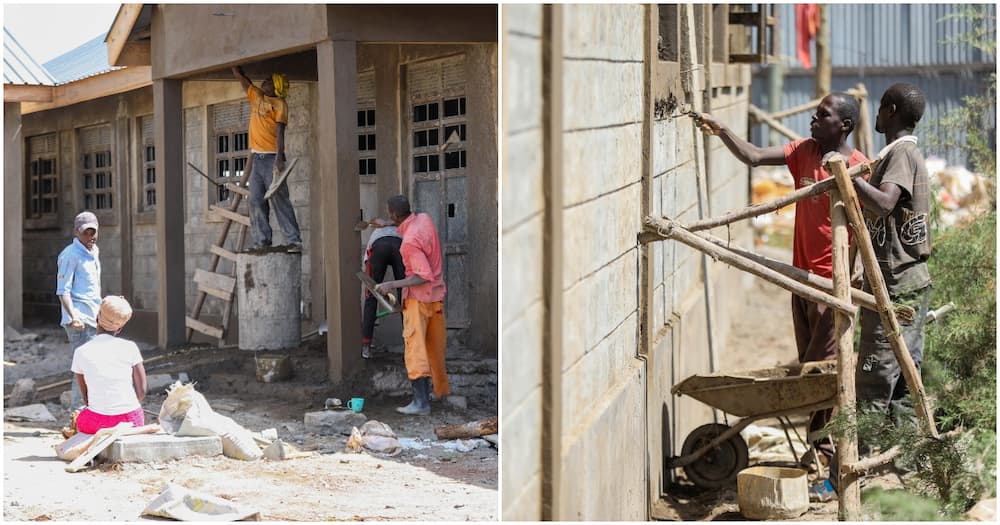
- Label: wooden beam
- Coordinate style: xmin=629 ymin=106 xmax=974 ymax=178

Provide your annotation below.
xmin=21 ymin=67 xmax=152 ymax=114
xmin=3 ymin=85 xmax=53 ymax=103
xmin=185 ymin=316 xmax=223 ymax=339
xmin=831 ymin=187 xmax=862 ymax=520
xmin=643 ymin=217 xmax=858 ymax=317
xmin=209 ymin=205 xmax=250 ymax=227
xmin=106 ymin=4 xmax=145 ymax=67
xmin=748 ymin=104 xmax=801 ymax=141
xmin=116 ymin=42 xmax=151 ymax=67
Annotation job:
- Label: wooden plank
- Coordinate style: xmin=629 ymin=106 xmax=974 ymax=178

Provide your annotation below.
xmin=105 ymin=4 xmax=144 ymax=67
xmin=209 ymin=205 xmax=250 ymax=226
xmin=185 ymin=316 xmax=224 ymax=339
xmin=209 ymin=244 xmax=238 ymax=262
xmin=3 ymin=84 xmax=53 ymax=103
xmin=22 ymin=67 xmax=152 ymax=114
xmin=197 ymin=283 xmax=233 ymax=302
xmin=749 ymin=104 xmax=802 ymax=141
xmin=194 ymin=268 xmax=235 ymax=293
xmin=225 ymin=183 xmax=250 ymax=197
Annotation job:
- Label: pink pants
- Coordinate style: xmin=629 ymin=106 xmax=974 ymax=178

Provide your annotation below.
xmin=76 ymin=406 xmax=144 ymax=434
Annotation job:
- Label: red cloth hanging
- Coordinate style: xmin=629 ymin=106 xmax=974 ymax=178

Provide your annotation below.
xmin=795 ymin=4 xmax=820 ymax=69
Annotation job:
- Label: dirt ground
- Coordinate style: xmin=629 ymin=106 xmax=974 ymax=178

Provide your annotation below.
xmin=654 ymin=244 xmax=905 ymax=521
xmin=3 ymin=329 xmax=497 ymax=521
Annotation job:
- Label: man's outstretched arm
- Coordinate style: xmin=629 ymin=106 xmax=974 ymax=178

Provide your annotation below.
xmin=231 ymin=66 xmax=252 ymax=92
xmin=697 ymin=113 xmax=786 ymax=167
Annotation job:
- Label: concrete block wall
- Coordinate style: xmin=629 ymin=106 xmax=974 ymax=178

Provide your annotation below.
xmin=500 ymin=4 xmax=544 ymax=520
xmin=557 ymin=4 xmax=647 ymax=521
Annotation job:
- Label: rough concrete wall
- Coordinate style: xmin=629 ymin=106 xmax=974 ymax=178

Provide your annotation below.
xmin=647 ymin=79 xmax=753 ymax=496
xmin=500 ymin=4 xmax=544 ymax=520
xmin=5 ymin=103 xmax=24 ymax=329
xmin=465 ymin=43 xmax=499 ymax=354
xmin=557 ymin=4 xmax=647 ymax=520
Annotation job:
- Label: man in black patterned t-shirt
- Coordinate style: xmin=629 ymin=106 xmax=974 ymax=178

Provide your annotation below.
xmin=850 ymin=83 xmax=932 ymax=424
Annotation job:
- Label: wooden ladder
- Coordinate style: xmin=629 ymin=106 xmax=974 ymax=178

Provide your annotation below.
xmin=185 ymin=160 xmax=253 ymax=345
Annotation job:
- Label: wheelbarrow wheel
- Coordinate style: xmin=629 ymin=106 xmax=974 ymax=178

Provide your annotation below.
xmin=681 ymin=423 xmax=749 ymax=489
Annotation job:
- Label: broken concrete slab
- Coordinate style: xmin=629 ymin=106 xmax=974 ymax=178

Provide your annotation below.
xmin=98 ymin=434 xmax=222 ymax=463
xmin=9 ymin=378 xmax=36 ymax=406
xmin=5 ymin=403 xmax=55 ymax=422
xmin=304 ymin=410 xmax=367 ymax=435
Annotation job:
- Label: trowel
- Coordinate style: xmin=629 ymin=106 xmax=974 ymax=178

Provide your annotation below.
xmin=356 ymin=271 xmax=402 ymax=315
xmin=264 ymin=157 xmax=300 ymax=200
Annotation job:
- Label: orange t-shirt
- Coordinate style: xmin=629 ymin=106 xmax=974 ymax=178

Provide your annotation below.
xmin=247 ymin=86 xmax=288 ymax=153
xmin=783 ymin=138 xmax=868 ymax=278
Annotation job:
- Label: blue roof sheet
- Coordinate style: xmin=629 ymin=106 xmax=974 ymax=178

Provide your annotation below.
xmin=3 ymin=26 xmax=56 ymax=86
xmin=43 ymin=31 xmax=122 ymax=84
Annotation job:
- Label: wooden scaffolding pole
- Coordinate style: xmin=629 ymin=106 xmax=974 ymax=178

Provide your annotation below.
xmin=826 ymin=156 xmax=939 ymax=438
xmin=830 ymin=186 xmax=861 ymax=519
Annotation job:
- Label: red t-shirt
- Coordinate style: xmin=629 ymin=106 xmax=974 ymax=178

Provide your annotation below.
xmin=783 ymin=139 xmax=868 ymax=278
xmin=398 ymin=213 xmax=447 ymax=302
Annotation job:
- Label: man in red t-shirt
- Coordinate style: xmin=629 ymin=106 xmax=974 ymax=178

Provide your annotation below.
xmin=697 ymin=93 xmax=868 ymax=458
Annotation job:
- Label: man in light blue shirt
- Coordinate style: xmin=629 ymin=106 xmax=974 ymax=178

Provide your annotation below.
xmin=56 ymin=211 xmax=102 ymax=409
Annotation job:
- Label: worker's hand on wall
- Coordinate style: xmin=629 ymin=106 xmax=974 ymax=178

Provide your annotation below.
xmin=695 ymin=113 xmax=723 ymax=136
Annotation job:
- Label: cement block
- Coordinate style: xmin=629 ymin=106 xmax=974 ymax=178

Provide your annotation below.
xmin=563 ymin=61 xmax=642 ymax=131
xmin=563 ymin=124 xmax=642 ymax=207
xmin=563 ymin=5 xmax=644 ymax=60
xmin=500 ymin=220 xmax=543 ymax=324
xmin=445 ymin=395 xmax=468 ymax=409
xmin=303 ymin=410 xmax=367 ymax=435
xmin=99 ymin=434 xmax=222 ymax=463
xmin=145 ymin=374 xmax=175 ymax=394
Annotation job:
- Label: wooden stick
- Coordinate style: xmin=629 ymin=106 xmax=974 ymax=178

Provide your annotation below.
xmin=434 ymin=416 xmax=498 ymax=440
xmin=843 ymin=428 xmax=962 ymax=475
xmin=696 ymin=233 xmax=915 ymax=320
xmin=767 ymin=87 xmax=866 ymax=121
xmin=749 ymin=104 xmax=802 ymax=142
xmin=674 ymin=161 xmax=875 ymax=233
xmin=826 ymin=156 xmax=939 ymax=438
xmin=643 ymin=217 xmax=857 ymax=316
xmin=831 ymin=188 xmax=862 ymax=519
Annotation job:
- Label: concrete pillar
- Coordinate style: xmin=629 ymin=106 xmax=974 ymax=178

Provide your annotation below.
xmin=374 ymin=45 xmax=402 ymax=206
xmin=464 ymin=43 xmax=499 ymax=354
xmin=153 ymin=79 xmax=186 ymax=348
xmin=4 ymin=102 xmax=24 ymax=329
xmin=236 ymin=252 xmax=302 ymax=350
xmin=317 ymin=39 xmax=362 ymax=382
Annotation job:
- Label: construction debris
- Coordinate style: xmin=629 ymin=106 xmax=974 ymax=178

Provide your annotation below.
xmin=4 ymin=403 xmax=55 ymax=422
xmin=346 ymin=421 xmax=402 ymax=456
xmin=304 ymin=409 xmax=367 ymax=435
xmin=142 ymin=483 xmax=261 ymax=521
xmin=158 ymin=382 xmax=262 ymax=460
xmin=9 ymin=378 xmax=36 ymax=407
xmin=434 ymin=416 xmax=498 ymax=440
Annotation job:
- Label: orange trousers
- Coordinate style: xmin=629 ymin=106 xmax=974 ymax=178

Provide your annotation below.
xmin=402 ymin=298 xmax=449 ymax=398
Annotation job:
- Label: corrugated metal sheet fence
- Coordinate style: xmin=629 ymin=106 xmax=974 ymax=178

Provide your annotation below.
xmin=752 ymin=4 xmax=996 ymax=168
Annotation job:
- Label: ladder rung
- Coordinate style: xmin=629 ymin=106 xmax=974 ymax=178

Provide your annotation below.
xmin=209 ymin=205 xmax=250 ymax=226
xmin=225 ymin=183 xmax=250 ymax=197
xmin=210 ymin=244 xmax=238 ymax=262
xmin=194 ymin=268 xmax=236 ymax=294
xmin=185 ymin=316 xmax=223 ymax=339
xmin=197 ymin=283 xmax=233 ymax=302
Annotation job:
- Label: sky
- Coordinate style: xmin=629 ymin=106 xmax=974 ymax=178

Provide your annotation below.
xmin=3 ymin=3 xmax=121 ymax=64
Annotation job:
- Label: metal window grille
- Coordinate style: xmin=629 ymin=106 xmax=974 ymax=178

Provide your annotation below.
xmin=211 ymin=100 xmax=251 ymax=205
xmin=140 ymin=115 xmax=156 ymax=210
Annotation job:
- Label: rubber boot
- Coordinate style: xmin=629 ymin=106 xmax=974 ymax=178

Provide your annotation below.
xmin=396 ymin=377 xmax=431 ymax=415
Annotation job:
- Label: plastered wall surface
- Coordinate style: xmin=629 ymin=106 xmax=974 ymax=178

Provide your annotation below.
xmin=500 ymin=4 xmax=544 ymax=519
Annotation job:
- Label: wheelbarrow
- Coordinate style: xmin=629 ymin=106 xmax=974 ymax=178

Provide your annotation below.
xmin=666 ymin=360 xmax=839 ymax=488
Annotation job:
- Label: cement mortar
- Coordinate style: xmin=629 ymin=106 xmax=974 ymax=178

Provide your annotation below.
xmin=236 ymin=252 xmax=302 ymax=350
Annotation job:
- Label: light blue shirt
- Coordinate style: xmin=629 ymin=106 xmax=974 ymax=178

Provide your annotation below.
xmin=56 ymin=238 xmax=101 ymax=327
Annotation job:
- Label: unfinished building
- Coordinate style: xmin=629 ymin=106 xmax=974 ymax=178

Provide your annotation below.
xmin=502 ymin=4 xmax=765 ymax=519
xmin=4 ymin=4 xmax=498 ymax=383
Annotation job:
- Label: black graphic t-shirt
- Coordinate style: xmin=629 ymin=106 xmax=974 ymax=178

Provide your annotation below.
xmin=863 ymin=140 xmax=931 ymax=294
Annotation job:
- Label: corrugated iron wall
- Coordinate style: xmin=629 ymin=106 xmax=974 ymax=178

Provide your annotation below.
xmin=751 ymin=4 xmax=996 ymax=168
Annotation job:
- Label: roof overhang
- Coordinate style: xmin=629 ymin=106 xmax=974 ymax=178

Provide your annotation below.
xmin=106 ymin=4 xmax=152 ymax=67
xmin=4 ymin=84 xmax=54 ymax=103
xmin=20 ymin=66 xmax=152 ymax=114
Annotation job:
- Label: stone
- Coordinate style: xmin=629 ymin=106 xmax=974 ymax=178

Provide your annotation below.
xmin=445 ymin=395 xmax=468 ymax=409
xmin=737 ymin=466 xmax=809 ymax=520
xmin=482 ymin=434 xmax=498 ymax=447
xmin=371 ymin=369 xmax=409 ymax=394
xmin=303 ymin=410 xmax=367 ymax=435
xmin=98 ymin=434 xmax=222 ymax=463
xmin=4 ymin=403 xmax=56 ymax=422
xmin=145 ymin=374 xmax=175 ymax=395
xmin=9 ymin=378 xmax=36 ymax=407
xmin=966 ymin=498 xmax=996 ymax=521
xmin=60 ymin=390 xmax=72 ymax=409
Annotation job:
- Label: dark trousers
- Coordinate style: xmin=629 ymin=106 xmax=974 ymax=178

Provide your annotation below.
xmin=791 ymin=295 xmax=839 ymax=456
xmin=362 ymin=236 xmax=405 ymax=343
